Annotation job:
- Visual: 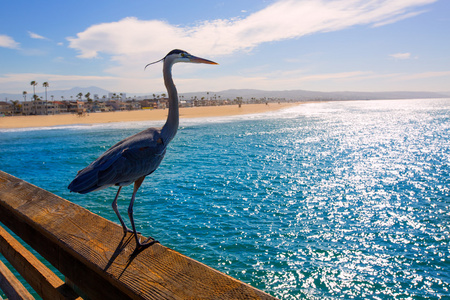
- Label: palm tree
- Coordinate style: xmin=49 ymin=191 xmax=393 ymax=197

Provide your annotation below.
xmin=10 ymin=100 xmax=20 ymax=115
xmin=43 ymin=82 xmax=49 ymax=114
xmin=30 ymin=81 xmax=38 ymax=114
xmin=84 ymin=92 xmax=91 ymax=102
xmin=22 ymin=91 xmax=27 ymax=102
xmin=85 ymin=93 xmax=93 ymax=113
xmin=77 ymin=93 xmax=83 ymax=101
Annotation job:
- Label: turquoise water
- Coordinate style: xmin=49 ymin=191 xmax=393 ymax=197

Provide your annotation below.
xmin=1 ymin=99 xmax=449 ymax=299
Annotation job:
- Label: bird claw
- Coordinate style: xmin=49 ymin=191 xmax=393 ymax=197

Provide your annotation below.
xmin=136 ymin=236 xmax=159 ymax=248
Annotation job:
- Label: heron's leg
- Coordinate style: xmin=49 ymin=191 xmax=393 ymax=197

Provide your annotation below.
xmin=128 ymin=176 xmax=158 ymax=247
xmin=112 ymin=186 xmax=133 ymax=234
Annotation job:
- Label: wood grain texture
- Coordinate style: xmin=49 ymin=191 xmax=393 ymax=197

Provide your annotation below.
xmin=0 ymin=258 xmax=35 ymax=300
xmin=0 ymin=225 xmax=81 ymax=300
xmin=0 ymin=171 xmax=277 ymax=300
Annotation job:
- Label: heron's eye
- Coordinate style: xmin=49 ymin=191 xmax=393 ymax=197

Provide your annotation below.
xmin=181 ymin=53 xmax=186 ymax=57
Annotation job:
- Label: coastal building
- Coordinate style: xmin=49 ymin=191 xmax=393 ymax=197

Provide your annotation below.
xmin=66 ymin=101 xmax=85 ymax=114
xmin=11 ymin=93 xmax=266 ymax=116
xmin=139 ymin=99 xmax=158 ymax=109
xmin=44 ymin=102 xmax=61 ymax=115
xmin=22 ymin=101 xmax=34 ymax=115
xmin=22 ymin=100 xmax=48 ymax=115
xmin=84 ymin=100 xmax=113 ymax=112
xmin=125 ymin=100 xmax=141 ymax=110
xmin=22 ymin=100 xmax=77 ymax=115
xmin=0 ymin=101 xmax=13 ymax=116
xmin=53 ymin=101 xmax=69 ymax=113
xmin=159 ymin=98 xmax=168 ymax=109
xmin=180 ymin=99 xmax=194 ymax=107
xmin=106 ymin=100 xmax=127 ymax=111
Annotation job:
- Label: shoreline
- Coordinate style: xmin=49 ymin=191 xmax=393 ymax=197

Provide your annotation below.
xmin=0 ymin=102 xmax=302 ymax=129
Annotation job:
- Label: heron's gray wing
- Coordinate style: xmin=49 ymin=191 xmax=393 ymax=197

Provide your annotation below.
xmin=68 ymin=128 xmax=165 ymax=193
xmin=97 ymin=135 xmax=166 ymax=185
xmin=68 ymin=149 xmax=123 ymax=193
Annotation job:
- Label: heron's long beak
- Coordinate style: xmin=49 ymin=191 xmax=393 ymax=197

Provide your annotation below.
xmin=189 ymin=56 xmax=218 ymax=65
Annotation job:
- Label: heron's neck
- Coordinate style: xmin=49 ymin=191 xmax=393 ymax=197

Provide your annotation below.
xmin=161 ymin=62 xmax=179 ymax=143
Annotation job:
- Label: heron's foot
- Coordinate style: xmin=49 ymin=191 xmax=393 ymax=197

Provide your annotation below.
xmin=136 ymin=236 xmax=159 ymax=248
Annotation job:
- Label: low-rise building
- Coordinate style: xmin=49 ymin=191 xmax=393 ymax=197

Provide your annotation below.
xmin=22 ymin=101 xmax=37 ymax=115
xmin=22 ymin=100 xmax=59 ymax=115
xmin=85 ymin=101 xmax=113 ymax=112
xmin=106 ymin=100 xmax=127 ymax=111
xmin=0 ymin=101 xmax=13 ymax=116
xmin=66 ymin=101 xmax=85 ymax=114
xmin=125 ymin=100 xmax=141 ymax=110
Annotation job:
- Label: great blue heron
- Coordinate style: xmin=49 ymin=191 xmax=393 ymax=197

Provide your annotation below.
xmin=68 ymin=49 xmax=217 ymax=247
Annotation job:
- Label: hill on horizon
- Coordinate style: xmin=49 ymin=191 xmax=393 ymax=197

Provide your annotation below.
xmin=1 ymin=87 xmax=449 ymax=102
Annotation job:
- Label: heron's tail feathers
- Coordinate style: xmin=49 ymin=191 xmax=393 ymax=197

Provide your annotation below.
xmin=68 ymin=168 xmax=104 ymax=194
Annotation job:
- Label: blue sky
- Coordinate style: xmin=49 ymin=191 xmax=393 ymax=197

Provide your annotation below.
xmin=1 ymin=0 xmax=449 ymax=95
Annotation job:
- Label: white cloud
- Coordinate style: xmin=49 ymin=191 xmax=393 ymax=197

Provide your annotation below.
xmin=0 ymin=34 xmax=20 ymax=49
xmin=67 ymin=0 xmax=436 ymax=64
xmin=0 ymin=73 xmax=119 ymax=92
xmin=373 ymin=10 xmax=426 ymax=27
xmin=398 ymin=71 xmax=450 ymax=80
xmin=62 ymin=0 xmax=437 ymax=91
xmin=1 ymin=67 xmax=449 ymax=94
xmin=2 ymin=0 xmax=438 ymax=94
xmin=28 ymin=31 xmax=48 ymax=40
xmin=389 ymin=52 xmax=416 ymax=59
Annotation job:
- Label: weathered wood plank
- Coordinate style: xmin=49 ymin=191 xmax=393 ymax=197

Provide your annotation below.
xmin=0 ymin=225 xmax=81 ymax=300
xmin=0 ymin=171 xmax=277 ymax=300
xmin=0 ymin=258 xmax=35 ymax=300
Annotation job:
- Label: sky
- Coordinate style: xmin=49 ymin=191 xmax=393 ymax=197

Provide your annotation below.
xmin=1 ymin=0 xmax=449 ymax=96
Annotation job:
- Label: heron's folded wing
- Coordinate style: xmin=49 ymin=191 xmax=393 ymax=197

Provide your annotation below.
xmin=97 ymin=139 xmax=166 ymax=185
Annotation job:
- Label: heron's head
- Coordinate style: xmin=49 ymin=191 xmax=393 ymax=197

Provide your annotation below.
xmin=145 ymin=49 xmax=218 ymax=69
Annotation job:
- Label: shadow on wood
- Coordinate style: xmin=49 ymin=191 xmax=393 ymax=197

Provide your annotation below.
xmin=0 ymin=171 xmax=277 ymax=299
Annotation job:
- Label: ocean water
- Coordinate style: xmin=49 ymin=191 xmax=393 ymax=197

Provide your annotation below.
xmin=1 ymin=99 xmax=449 ymax=299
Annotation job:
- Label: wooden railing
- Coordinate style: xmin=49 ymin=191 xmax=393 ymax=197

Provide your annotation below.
xmin=0 ymin=171 xmax=276 ymax=299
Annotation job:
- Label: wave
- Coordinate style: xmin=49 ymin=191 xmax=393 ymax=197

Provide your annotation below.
xmin=1 ymin=103 xmax=312 ymax=133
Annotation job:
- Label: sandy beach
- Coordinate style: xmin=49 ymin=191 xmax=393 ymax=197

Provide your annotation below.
xmin=0 ymin=102 xmax=301 ymax=129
